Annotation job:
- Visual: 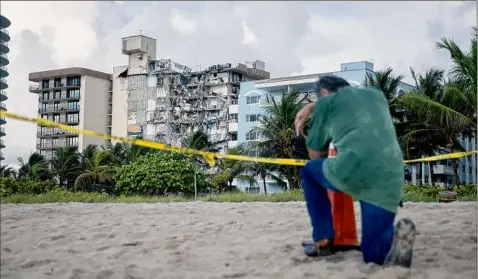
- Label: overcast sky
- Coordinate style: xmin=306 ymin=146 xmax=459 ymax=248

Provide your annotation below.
xmin=1 ymin=1 xmax=476 ymax=166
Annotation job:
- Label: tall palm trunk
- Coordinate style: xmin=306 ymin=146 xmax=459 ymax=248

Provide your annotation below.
xmin=262 ymin=176 xmax=267 ymax=196
xmin=452 ymin=159 xmax=461 ymax=186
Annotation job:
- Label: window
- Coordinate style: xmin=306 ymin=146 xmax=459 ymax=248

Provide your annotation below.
xmin=68 ymin=125 xmax=79 ymax=135
xmin=54 ymin=91 xmax=61 ymax=100
xmin=246 ymin=131 xmax=258 ymax=141
xmin=40 ymin=150 xmax=46 ymax=157
xmin=462 ymin=165 xmax=466 ymax=173
xmin=67 ymin=76 xmax=81 ymax=86
xmin=67 ymin=89 xmax=80 ymax=99
xmin=53 ymin=114 xmax=60 ymax=123
xmin=66 ymin=137 xmax=78 ymax=147
xmin=54 ymin=102 xmax=60 ymax=111
xmin=470 ymin=166 xmax=474 ymax=174
xmin=68 ymin=101 xmax=79 ymax=110
xmin=246 ymin=96 xmax=260 ymax=104
xmin=229 ymin=133 xmax=237 ymax=141
xmin=67 ymin=113 xmax=79 ymax=123
xmin=229 ymin=113 xmax=238 ymax=120
xmin=245 ymin=187 xmax=260 ymax=194
xmin=41 ymin=103 xmax=48 ymax=112
xmin=52 ymin=138 xmax=59 ymax=147
xmin=42 ymin=115 xmax=48 ymax=121
xmin=42 ymin=79 xmax=49 ymax=89
xmin=54 ymin=78 xmax=62 ymax=87
xmin=246 ymin=114 xmax=260 ymax=122
xmin=42 ymin=92 xmax=49 ymax=100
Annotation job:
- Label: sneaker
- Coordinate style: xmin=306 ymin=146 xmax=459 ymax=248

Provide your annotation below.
xmin=384 ymin=218 xmax=417 ymax=268
xmin=303 ymin=239 xmax=335 ymax=257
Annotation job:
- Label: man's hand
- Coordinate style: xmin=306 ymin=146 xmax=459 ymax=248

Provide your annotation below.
xmin=294 ymin=103 xmax=315 ymax=137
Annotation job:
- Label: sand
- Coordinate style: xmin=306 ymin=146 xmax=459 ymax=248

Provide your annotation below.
xmin=1 ymin=201 xmax=476 ymax=279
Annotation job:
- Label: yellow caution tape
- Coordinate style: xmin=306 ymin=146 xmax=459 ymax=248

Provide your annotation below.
xmin=1 ymin=111 xmax=475 ymax=167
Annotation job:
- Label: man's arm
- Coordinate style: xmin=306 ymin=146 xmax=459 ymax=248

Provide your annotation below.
xmin=308 ymin=149 xmax=328 ymax=160
xmin=306 ymin=99 xmax=331 ymax=159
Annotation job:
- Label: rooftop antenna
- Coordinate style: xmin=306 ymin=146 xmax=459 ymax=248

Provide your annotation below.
xmin=140 ymin=29 xmax=142 ymax=36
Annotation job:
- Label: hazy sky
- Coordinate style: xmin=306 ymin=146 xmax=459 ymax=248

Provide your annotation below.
xmin=1 ymin=1 xmax=476 ymax=166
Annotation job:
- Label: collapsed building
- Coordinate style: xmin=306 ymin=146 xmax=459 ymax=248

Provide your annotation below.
xmin=110 ymin=35 xmax=270 ymax=153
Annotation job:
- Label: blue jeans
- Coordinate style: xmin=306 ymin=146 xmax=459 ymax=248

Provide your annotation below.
xmin=301 ymin=159 xmax=395 ymax=265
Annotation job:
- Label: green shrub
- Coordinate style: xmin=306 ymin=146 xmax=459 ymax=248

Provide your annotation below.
xmin=0 ymin=178 xmax=58 ymax=197
xmin=114 ymin=152 xmax=213 ymax=196
xmin=454 ymin=184 xmax=477 ymax=200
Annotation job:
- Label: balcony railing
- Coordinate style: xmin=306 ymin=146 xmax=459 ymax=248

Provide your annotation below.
xmin=39 ymin=94 xmax=81 ymax=102
xmin=0 ymin=90 xmax=7 ymax=97
xmin=0 ymin=127 xmax=5 ymax=134
xmin=39 ymin=104 xmax=80 ymax=114
xmin=0 ymin=102 xmax=6 ymax=109
xmin=1 ymin=28 xmax=9 ymax=36
xmin=0 ymin=139 xmax=4 ymax=146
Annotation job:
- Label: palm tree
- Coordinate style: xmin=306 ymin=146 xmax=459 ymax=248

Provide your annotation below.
xmin=212 ymin=147 xmax=250 ymax=192
xmin=243 ymin=150 xmax=285 ymax=195
xmin=244 ymin=91 xmax=304 ymax=189
xmin=364 ymin=68 xmax=406 ymax=127
xmin=17 ymin=153 xmax=51 ymax=180
xmin=183 ymin=129 xmax=218 ymax=167
xmin=399 ymin=67 xmax=449 ymax=185
xmin=80 ymin=144 xmax=98 ymax=168
xmin=398 ymin=28 xmax=477 ymax=185
xmin=436 ymin=27 xmax=477 ymax=114
xmin=0 ymin=165 xmax=16 ymax=178
xmin=102 ymin=142 xmax=126 ymax=165
xmin=51 ymin=147 xmax=82 ymax=191
xmin=74 ymin=150 xmax=115 ymax=193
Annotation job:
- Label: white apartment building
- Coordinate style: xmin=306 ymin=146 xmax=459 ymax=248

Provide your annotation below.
xmin=111 ymin=35 xmax=270 ymax=153
xmin=29 ymin=68 xmax=112 ymax=160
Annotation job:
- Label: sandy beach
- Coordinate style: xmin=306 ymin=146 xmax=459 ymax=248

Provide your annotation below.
xmin=1 ymin=201 xmax=476 ymax=279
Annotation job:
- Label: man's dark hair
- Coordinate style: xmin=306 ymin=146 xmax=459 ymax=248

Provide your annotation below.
xmin=315 ymin=75 xmax=350 ymax=94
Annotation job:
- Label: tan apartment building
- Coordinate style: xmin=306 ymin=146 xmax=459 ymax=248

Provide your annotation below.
xmin=29 ymin=67 xmax=112 ymax=160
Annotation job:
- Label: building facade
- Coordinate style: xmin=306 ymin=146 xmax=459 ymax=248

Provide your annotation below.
xmin=235 ymin=61 xmax=415 ymax=193
xmin=409 ymin=136 xmax=477 ymax=186
xmin=29 ymin=68 xmax=112 ymax=160
xmin=111 ymin=35 xmax=270 ymax=153
xmin=0 ymin=15 xmax=11 ymax=164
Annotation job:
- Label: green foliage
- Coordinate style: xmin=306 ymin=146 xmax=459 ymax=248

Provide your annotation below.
xmin=0 ymin=177 xmax=57 ymax=197
xmin=2 ymin=185 xmax=475 ymax=204
xmin=114 ymin=152 xmax=211 ymax=196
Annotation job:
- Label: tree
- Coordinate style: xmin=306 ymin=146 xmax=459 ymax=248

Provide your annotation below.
xmin=364 ymin=67 xmax=405 ymax=123
xmin=74 ymin=150 xmax=115 ymax=193
xmin=212 ymin=147 xmax=250 ymax=192
xmin=51 ymin=147 xmax=82 ymax=191
xmin=243 ymin=150 xmax=285 ymax=195
xmin=0 ymin=165 xmax=16 ymax=178
xmin=182 ymin=129 xmax=219 ymax=167
xmin=17 ymin=153 xmax=51 ymax=181
xmin=399 ymin=67 xmax=449 ymax=185
xmin=244 ymin=91 xmax=304 ymax=189
xmin=398 ymin=28 xmax=477 ymax=185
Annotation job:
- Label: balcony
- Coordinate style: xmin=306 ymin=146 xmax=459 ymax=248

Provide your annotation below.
xmin=0 ymin=89 xmax=7 ymax=101
xmin=0 ymin=116 xmax=5 ymax=125
xmin=30 ymin=81 xmax=78 ymax=93
xmin=38 ymin=104 xmax=80 ymax=114
xmin=39 ymin=94 xmax=81 ymax=103
xmin=229 ymin=104 xmax=238 ymax=114
xmin=0 ymin=139 xmax=4 ymax=148
xmin=228 ymin=140 xmax=238 ymax=148
xmin=37 ymin=129 xmax=79 ymax=138
xmin=0 ymin=150 xmax=3 ymax=160
xmin=0 ymin=102 xmax=6 ymax=110
xmin=433 ymin=165 xmax=454 ymax=175
xmin=0 ymin=127 xmax=5 ymax=136
xmin=228 ymin=121 xmax=238 ymax=132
